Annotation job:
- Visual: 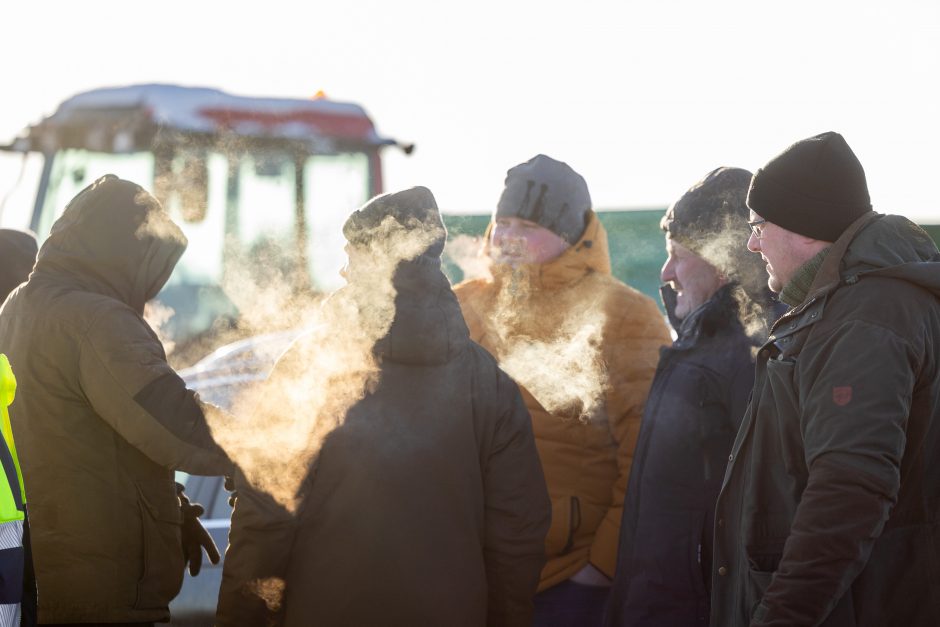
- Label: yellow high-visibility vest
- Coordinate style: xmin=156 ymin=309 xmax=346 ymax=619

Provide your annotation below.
xmin=0 ymin=353 xmax=26 ymax=623
xmin=0 ymin=354 xmax=24 ymax=523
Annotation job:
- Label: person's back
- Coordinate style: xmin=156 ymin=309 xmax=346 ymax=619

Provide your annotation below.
xmin=217 ymin=187 xmax=551 ymax=627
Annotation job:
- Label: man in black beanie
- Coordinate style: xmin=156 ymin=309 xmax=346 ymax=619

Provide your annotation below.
xmin=711 ymin=132 xmax=940 ymax=626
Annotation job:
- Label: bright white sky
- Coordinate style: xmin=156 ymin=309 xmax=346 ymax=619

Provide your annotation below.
xmin=2 ymin=0 xmax=939 ymax=221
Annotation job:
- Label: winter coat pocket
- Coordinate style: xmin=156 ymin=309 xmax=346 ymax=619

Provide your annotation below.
xmin=764 ymin=359 xmax=806 ymax=476
xmin=745 ymin=567 xmax=773 ymax=618
xmin=134 ymin=481 xmax=184 ymax=610
xmin=544 ymin=496 xmax=580 ymax=556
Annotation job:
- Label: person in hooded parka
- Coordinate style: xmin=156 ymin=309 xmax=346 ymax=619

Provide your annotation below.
xmin=216 ymin=186 xmax=551 ymax=627
xmin=0 ymin=175 xmax=231 ymax=626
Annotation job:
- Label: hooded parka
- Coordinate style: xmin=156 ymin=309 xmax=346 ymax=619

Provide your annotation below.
xmin=0 ymin=175 xmax=231 ymax=624
xmin=217 ymin=255 xmax=551 ymax=627
xmin=455 ymin=211 xmax=671 ymax=588
xmin=711 ymin=213 xmax=940 ymax=626
xmin=605 ymin=284 xmax=757 ymax=626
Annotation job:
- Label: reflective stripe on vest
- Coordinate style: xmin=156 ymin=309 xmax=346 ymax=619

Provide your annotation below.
xmin=0 ymin=519 xmax=24 ymax=613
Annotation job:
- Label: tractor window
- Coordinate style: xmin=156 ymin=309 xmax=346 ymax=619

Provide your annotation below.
xmin=164 ymin=152 xmax=228 ymax=286
xmin=36 ymin=149 xmax=154 ymax=240
xmin=157 ymin=151 xmax=236 ymax=348
xmin=0 ymin=152 xmax=43 ymax=230
xmin=234 ymin=152 xmax=299 ymax=278
xmin=304 ymin=152 xmax=370 ymax=291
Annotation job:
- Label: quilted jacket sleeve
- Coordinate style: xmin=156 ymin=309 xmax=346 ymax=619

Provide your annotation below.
xmin=215 ymin=470 xmax=295 ymax=627
xmin=77 ymin=304 xmax=231 ymax=476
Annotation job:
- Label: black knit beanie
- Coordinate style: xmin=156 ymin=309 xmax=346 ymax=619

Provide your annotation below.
xmin=495 ymin=154 xmax=591 ymax=245
xmin=661 ymin=166 xmax=753 ymax=254
xmin=343 ymin=186 xmax=446 ymax=259
xmin=746 ymin=131 xmax=871 ymax=242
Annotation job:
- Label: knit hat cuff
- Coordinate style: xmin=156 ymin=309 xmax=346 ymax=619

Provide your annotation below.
xmin=747 ymin=168 xmax=872 ymax=242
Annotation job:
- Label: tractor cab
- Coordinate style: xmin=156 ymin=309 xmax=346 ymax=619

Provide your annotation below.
xmin=0 ymin=84 xmax=410 ymax=362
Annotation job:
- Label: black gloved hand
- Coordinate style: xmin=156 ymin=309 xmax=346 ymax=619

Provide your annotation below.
xmin=177 ymin=482 xmax=221 ymax=576
xmin=224 ymin=474 xmax=238 ymax=508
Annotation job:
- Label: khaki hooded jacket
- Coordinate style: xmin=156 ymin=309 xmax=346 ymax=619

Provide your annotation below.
xmin=711 ymin=213 xmax=940 ymax=626
xmin=0 ymin=176 xmax=231 ymax=624
xmin=455 ymin=211 xmax=671 ymax=589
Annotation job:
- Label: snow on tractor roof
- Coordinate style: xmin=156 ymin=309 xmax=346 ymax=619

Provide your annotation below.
xmin=9 ymin=83 xmax=396 ymax=153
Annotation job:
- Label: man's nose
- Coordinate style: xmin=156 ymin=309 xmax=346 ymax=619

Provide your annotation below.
xmin=747 ymin=231 xmax=761 ymax=253
xmin=660 ymin=258 xmax=675 ymax=283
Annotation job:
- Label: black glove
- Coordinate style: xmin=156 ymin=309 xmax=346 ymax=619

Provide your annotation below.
xmin=224 ymin=474 xmax=238 ymax=508
xmin=177 ymin=482 xmax=221 ymax=576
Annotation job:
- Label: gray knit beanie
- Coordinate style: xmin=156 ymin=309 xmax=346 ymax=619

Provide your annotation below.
xmin=495 ymin=154 xmax=591 ymax=244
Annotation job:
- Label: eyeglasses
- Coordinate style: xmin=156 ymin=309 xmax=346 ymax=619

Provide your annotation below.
xmin=747 ymin=218 xmax=767 ymax=238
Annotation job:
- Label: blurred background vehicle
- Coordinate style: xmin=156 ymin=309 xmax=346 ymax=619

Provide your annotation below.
xmin=0 ymin=83 xmax=412 ymax=364
xmin=4 ymin=85 xmax=940 ymax=625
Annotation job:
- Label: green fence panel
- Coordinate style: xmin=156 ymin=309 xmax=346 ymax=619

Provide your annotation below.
xmin=442 ymin=212 xmax=940 ymax=311
xmin=441 ymin=210 xmax=668 ymax=305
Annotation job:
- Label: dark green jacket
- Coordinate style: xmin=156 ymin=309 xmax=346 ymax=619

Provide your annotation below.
xmin=0 ymin=176 xmax=230 ymax=624
xmin=711 ymin=212 xmax=940 ymax=626
xmin=217 ymin=258 xmax=551 ymax=627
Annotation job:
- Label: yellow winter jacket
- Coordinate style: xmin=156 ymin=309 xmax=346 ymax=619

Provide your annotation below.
xmin=454 ymin=211 xmax=670 ymax=590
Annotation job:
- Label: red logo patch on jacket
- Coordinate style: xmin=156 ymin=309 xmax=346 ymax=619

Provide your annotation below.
xmin=832 ymin=386 xmax=853 ymax=406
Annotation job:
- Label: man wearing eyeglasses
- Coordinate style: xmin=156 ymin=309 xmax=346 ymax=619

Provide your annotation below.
xmin=711 ymin=131 xmax=940 ymax=626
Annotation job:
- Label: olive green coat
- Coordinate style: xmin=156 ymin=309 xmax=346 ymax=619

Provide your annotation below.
xmin=711 ymin=213 xmax=940 ymax=626
xmin=0 ymin=177 xmax=230 ymax=624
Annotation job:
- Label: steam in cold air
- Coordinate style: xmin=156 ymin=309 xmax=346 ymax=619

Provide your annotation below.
xmin=133 ymin=188 xmax=186 ymax=245
xmin=143 ymin=301 xmax=177 ymax=356
xmin=497 ymin=298 xmax=608 ymax=422
xmin=472 ymin=232 xmax=610 ymax=422
xmin=249 ymin=578 xmax=286 ymax=612
xmin=443 ymin=234 xmax=493 ymax=282
xmin=446 ymin=232 xmax=610 ymax=421
xmin=692 ymin=211 xmax=773 ymax=339
xmin=205 ymin=213 xmax=444 ymax=511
